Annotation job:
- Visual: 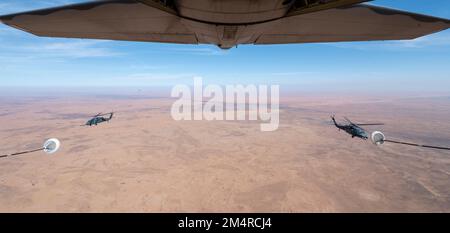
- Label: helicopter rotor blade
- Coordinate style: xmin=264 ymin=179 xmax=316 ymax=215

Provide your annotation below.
xmin=343 ymin=117 xmax=354 ymax=125
xmin=91 ymin=112 xmax=116 ymax=117
xmin=92 ymin=112 xmax=102 ymax=117
xmin=343 ymin=116 xmax=384 ymax=126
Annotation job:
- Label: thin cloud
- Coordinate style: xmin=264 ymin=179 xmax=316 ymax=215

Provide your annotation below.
xmin=165 ymin=46 xmax=230 ymax=56
xmin=391 ymin=34 xmax=450 ymax=48
xmin=269 ymin=71 xmax=321 ymax=76
xmin=122 ymin=73 xmax=198 ymax=81
xmin=326 ymin=32 xmax=450 ymax=51
xmin=0 ymin=40 xmax=122 ymax=59
xmin=34 ymin=41 xmax=122 ymax=58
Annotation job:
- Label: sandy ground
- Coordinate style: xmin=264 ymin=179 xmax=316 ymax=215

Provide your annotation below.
xmin=0 ymin=92 xmax=449 ymax=212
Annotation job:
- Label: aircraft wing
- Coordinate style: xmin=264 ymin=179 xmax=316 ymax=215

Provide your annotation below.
xmin=256 ymin=4 xmax=450 ymax=44
xmin=0 ymin=0 xmax=198 ymax=44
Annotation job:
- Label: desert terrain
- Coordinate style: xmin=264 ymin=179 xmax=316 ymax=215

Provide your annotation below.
xmin=0 ymin=89 xmax=449 ymax=212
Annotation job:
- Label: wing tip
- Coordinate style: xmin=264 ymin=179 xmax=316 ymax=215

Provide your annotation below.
xmin=0 ymin=16 xmax=13 ymax=27
xmin=359 ymin=4 xmax=450 ymax=26
xmin=0 ymin=14 xmax=12 ymax=23
xmin=0 ymin=17 xmax=34 ymax=34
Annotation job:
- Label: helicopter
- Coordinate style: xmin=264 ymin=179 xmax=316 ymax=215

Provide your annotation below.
xmin=331 ymin=115 xmax=384 ymax=140
xmin=84 ymin=112 xmax=114 ymax=126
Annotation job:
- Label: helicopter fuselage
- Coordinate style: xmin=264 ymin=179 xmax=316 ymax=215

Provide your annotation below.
xmin=332 ymin=116 xmax=369 ymax=140
xmin=85 ymin=113 xmax=114 ymax=126
xmin=338 ymin=125 xmax=369 ymax=139
xmin=86 ymin=117 xmax=108 ymax=126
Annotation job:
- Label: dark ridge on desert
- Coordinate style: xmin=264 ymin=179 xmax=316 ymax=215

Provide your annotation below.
xmin=0 ymin=91 xmax=449 ymax=212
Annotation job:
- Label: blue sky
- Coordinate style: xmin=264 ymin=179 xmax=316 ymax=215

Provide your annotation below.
xmin=0 ymin=0 xmax=449 ymax=93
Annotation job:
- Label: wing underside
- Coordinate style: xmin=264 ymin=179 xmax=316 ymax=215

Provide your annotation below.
xmin=0 ymin=0 xmax=198 ymax=44
xmin=256 ymin=4 xmax=450 ymax=44
xmin=0 ymin=1 xmax=449 ymax=46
